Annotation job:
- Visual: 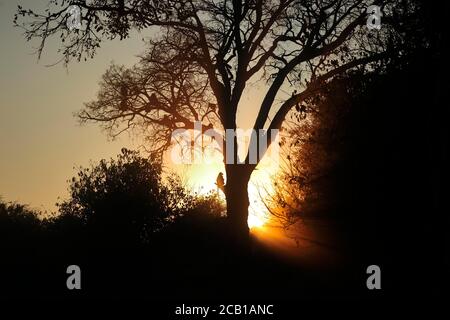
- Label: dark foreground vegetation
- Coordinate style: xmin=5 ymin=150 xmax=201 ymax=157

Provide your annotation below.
xmin=1 ymin=40 xmax=448 ymax=301
xmin=1 ymin=149 xmax=355 ymax=301
xmin=1 ymin=0 xmax=448 ymax=305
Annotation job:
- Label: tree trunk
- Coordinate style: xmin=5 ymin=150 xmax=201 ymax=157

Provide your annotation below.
xmin=224 ymin=164 xmax=252 ymax=245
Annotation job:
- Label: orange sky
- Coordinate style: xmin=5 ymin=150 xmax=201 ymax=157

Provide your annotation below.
xmin=1 ymin=0 xmax=143 ymax=211
xmin=0 ymin=1 xmax=284 ymax=220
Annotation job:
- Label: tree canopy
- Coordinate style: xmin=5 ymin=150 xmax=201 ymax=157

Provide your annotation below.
xmin=15 ymin=0 xmax=402 ymax=161
xmin=15 ymin=0 xmax=416 ymax=232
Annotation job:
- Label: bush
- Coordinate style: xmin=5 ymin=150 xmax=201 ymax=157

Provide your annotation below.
xmin=0 ymin=200 xmax=42 ymax=248
xmin=57 ymin=148 xmax=192 ymax=246
xmin=1 ymin=149 xmax=227 ymax=250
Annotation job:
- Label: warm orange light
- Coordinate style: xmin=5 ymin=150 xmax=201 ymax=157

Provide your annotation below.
xmin=247 ymin=181 xmax=270 ymax=228
xmin=167 ymin=144 xmax=279 ymax=229
xmin=247 ymin=212 xmax=267 ymax=228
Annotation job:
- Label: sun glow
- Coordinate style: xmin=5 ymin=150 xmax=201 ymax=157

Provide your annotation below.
xmin=247 ymin=210 xmax=267 ymax=228
xmin=247 ymin=171 xmax=272 ymax=229
xmin=167 ymin=144 xmax=279 ymax=229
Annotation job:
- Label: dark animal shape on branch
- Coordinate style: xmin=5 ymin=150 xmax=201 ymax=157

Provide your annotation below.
xmin=144 ymin=93 xmax=159 ymax=112
xmin=119 ymin=83 xmax=128 ymax=111
xmin=293 ymin=90 xmax=307 ymax=119
xmin=216 ymin=172 xmax=225 ymax=194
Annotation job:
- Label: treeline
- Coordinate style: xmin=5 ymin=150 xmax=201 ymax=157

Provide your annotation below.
xmin=1 ymin=149 xmax=225 ymax=249
xmin=0 ymin=149 xmax=234 ymax=298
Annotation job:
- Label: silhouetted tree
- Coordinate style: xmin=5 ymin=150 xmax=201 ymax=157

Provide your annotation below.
xmin=0 ymin=200 xmax=42 ymax=248
xmin=57 ymin=148 xmax=193 ymax=245
xmin=265 ymin=0 xmax=439 ymax=225
xmin=16 ymin=0 xmax=411 ymax=239
xmin=266 ymin=72 xmax=365 ymax=225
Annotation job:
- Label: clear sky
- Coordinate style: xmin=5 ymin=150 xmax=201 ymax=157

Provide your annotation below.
xmin=0 ymin=0 xmax=144 ymax=211
xmin=0 ymin=0 xmax=277 ymax=218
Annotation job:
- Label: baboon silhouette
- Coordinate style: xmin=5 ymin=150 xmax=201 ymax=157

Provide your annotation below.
xmin=216 ymin=172 xmax=225 ymax=194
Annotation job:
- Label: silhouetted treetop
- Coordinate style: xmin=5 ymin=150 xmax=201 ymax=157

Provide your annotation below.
xmin=16 ymin=1 xmax=399 ymax=139
xmin=16 ymin=0 xmax=417 ymax=233
xmin=57 ymin=149 xmax=188 ymax=243
xmin=78 ymin=44 xmax=219 ymax=156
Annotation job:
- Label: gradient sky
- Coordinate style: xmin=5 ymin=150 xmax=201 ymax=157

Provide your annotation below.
xmin=0 ymin=0 xmax=145 ymax=211
xmin=0 ymin=0 xmax=275 ymax=214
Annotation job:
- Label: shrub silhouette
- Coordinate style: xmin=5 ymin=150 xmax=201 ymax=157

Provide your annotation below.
xmin=0 ymin=151 xmax=229 ymax=298
xmin=57 ymin=148 xmax=195 ymax=247
xmin=0 ymin=200 xmax=42 ymax=248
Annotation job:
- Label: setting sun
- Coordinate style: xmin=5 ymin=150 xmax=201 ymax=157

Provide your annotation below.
xmin=247 ymin=211 xmax=267 ymax=228
xmin=167 ymin=145 xmax=278 ymax=229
